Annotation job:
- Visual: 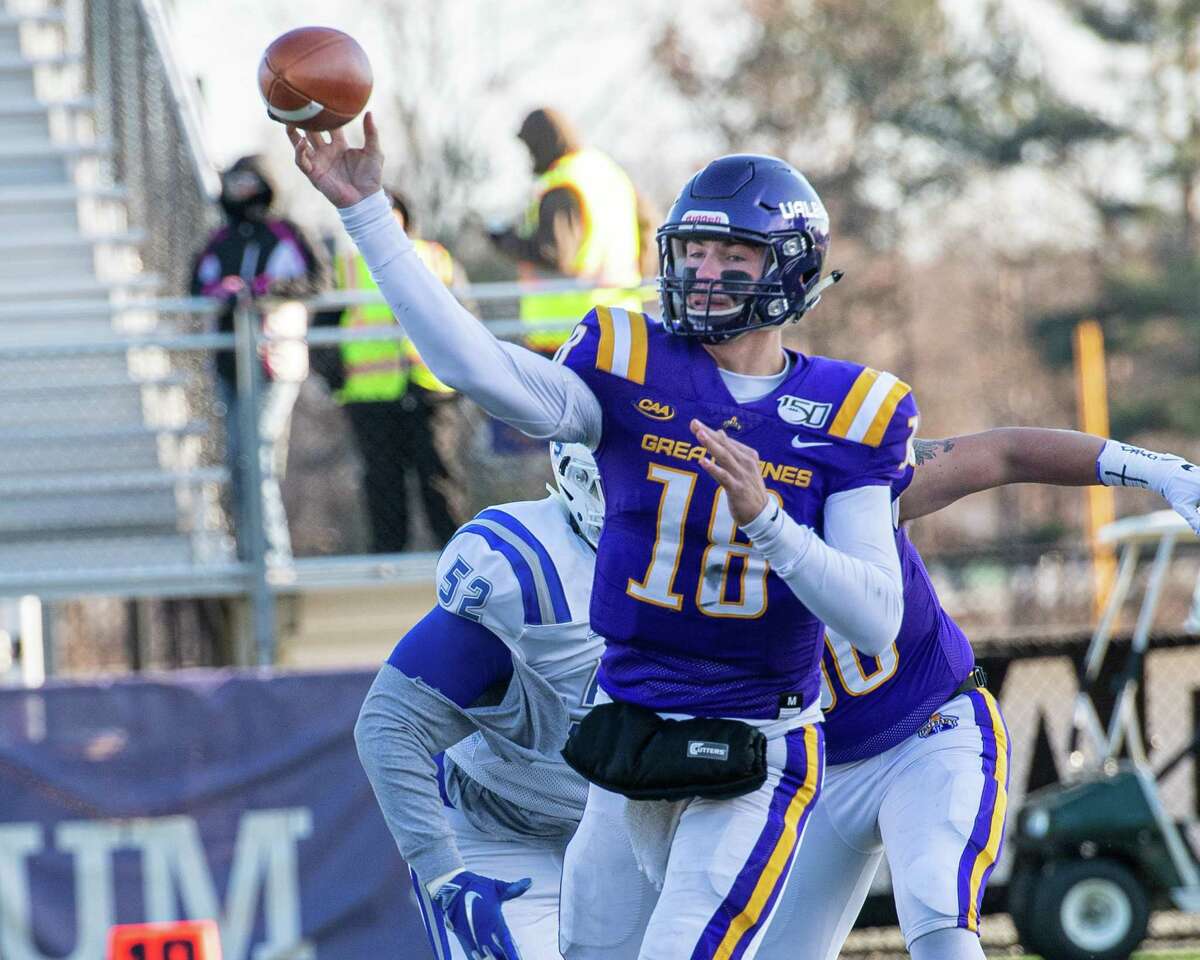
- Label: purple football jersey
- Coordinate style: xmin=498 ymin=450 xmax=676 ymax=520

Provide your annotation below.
xmin=820 ymin=524 xmax=975 ymax=764
xmin=560 ymin=306 xmax=918 ymax=719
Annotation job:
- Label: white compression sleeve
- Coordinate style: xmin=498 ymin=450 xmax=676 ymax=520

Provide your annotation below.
xmin=741 ymin=485 xmax=903 ymax=655
xmin=338 ymin=191 xmax=602 ymax=446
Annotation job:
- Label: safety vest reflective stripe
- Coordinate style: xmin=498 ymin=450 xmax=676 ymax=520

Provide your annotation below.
xmin=518 ymin=148 xmax=642 ymax=351
xmin=344 ymin=359 xmax=409 ymax=376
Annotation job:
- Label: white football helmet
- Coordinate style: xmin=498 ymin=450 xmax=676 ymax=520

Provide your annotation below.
xmin=549 ymin=442 xmax=604 ymax=549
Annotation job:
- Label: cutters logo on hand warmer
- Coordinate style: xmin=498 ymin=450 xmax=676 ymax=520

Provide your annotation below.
xmin=687 ymin=740 xmax=730 ymax=761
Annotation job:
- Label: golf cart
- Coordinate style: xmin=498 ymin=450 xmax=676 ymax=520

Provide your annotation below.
xmin=1008 ymin=510 xmax=1200 ymax=960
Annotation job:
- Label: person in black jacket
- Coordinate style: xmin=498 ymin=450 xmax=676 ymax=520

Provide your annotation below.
xmin=191 ymin=155 xmax=328 ymax=563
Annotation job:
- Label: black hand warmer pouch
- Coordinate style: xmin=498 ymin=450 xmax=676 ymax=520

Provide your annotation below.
xmin=561 ymin=700 xmax=768 ymax=801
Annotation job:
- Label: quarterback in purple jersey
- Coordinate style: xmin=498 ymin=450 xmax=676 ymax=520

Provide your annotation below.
xmin=289 ymin=116 xmax=917 ymax=960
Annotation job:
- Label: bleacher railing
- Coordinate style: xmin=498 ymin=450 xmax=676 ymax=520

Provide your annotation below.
xmin=0 ymin=283 xmax=644 ymax=665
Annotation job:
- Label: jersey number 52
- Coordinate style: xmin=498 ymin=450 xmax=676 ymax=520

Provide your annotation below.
xmin=438 ymin=556 xmax=493 ymax=622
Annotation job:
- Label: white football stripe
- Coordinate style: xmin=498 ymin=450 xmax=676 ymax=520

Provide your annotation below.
xmin=267 ymin=99 xmax=326 ymax=122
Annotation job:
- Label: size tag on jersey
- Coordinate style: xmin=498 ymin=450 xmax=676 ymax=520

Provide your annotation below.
xmin=778 ymin=692 xmax=806 ymax=717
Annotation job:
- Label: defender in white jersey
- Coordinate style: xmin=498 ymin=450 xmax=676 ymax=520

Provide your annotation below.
xmin=356 ymin=443 xmax=606 ymax=960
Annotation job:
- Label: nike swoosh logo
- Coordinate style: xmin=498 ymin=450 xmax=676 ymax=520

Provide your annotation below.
xmin=464 ymin=890 xmax=484 ymax=948
xmin=791 ymin=438 xmax=831 ymax=449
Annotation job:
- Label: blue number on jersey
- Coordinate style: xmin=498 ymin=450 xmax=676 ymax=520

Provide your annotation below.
xmin=438 ymin=555 xmax=493 ymax=623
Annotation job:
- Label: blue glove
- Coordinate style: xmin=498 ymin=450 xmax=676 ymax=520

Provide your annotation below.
xmin=433 ymin=870 xmax=532 ymax=960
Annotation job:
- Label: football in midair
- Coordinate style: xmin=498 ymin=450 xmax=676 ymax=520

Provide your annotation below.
xmin=258 ymin=27 xmax=372 ymax=132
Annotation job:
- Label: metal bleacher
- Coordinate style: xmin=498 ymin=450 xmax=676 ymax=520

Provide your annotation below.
xmin=0 ymin=0 xmax=234 ymax=594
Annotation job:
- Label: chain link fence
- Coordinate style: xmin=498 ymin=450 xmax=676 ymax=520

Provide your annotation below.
xmin=83 ymin=0 xmax=219 ymax=290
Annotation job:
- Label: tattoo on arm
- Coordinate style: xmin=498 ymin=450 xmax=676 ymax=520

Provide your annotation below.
xmin=913 ymin=438 xmax=955 ymax=467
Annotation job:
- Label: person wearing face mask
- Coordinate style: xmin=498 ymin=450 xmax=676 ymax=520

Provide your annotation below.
xmin=190 ymin=155 xmax=329 ymax=563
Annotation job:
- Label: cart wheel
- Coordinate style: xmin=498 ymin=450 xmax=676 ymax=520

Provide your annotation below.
xmin=1027 ymin=859 xmax=1149 ymax=960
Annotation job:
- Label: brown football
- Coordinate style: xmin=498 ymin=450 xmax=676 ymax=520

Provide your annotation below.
xmin=258 ymin=27 xmax=372 ymax=132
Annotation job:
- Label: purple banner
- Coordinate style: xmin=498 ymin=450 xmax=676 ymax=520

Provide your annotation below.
xmin=0 ymin=668 xmax=428 ymax=960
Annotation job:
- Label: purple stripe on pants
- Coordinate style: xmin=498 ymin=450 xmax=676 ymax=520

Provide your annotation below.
xmin=690 ymin=725 xmax=823 ymax=960
xmin=954 ymin=691 xmax=1007 ymax=931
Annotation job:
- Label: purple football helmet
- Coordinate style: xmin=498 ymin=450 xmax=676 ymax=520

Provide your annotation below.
xmin=657 ymin=154 xmax=836 ymax=342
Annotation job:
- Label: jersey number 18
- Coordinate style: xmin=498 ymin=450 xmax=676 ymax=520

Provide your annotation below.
xmin=626 ymin=464 xmax=782 ymax=619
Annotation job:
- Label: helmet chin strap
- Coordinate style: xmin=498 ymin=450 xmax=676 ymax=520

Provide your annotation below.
xmin=800 ymin=269 xmax=844 ymax=312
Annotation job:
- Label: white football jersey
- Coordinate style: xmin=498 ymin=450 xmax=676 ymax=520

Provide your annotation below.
xmin=438 ymin=495 xmax=601 ymax=821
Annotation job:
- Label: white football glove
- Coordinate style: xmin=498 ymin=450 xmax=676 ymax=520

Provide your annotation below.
xmin=1097 ymin=440 xmax=1200 ymax=535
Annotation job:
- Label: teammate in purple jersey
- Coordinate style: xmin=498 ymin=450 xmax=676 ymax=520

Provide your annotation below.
xmin=754 ymin=430 xmax=1200 ymax=960
xmin=580 ymin=429 xmax=1200 ymax=960
xmin=289 ymin=116 xmax=916 ymax=960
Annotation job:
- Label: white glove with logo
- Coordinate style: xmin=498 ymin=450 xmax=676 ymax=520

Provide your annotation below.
xmin=1097 ymin=440 xmax=1200 ymax=535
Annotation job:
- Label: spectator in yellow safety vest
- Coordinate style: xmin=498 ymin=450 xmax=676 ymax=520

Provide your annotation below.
xmin=326 ymin=190 xmax=470 ymax=553
xmin=487 ymin=107 xmax=643 ymax=356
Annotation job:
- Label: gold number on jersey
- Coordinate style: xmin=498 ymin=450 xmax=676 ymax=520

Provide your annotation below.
xmin=819 ymin=633 xmax=900 ymax=711
xmin=627 ymin=467 xmax=772 ymax=618
xmin=695 ymin=488 xmax=780 ymax=619
xmin=627 ymin=464 xmax=696 ymax=611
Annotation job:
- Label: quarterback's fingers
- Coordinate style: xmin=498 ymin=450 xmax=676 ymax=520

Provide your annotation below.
xmin=708 ymin=436 xmax=758 ymax=482
xmin=289 ymin=133 xmax=314 ymax=174
xmin=721 ymin=430 xmax=763 ymax=462
xmin=697 ymin=454 xmax=735 ymax=488
xmin=698 ymin=423 xmax=757 ymax=470
xmin=303 ymin=129 xmax=329 ymax=157
xmin=328 ymin=125 xmax=348 ymax=151
xmin=691 ymin=421 xmax=737 ymax=459
xmin=363 ymin=110 xmax=381 ymax=154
